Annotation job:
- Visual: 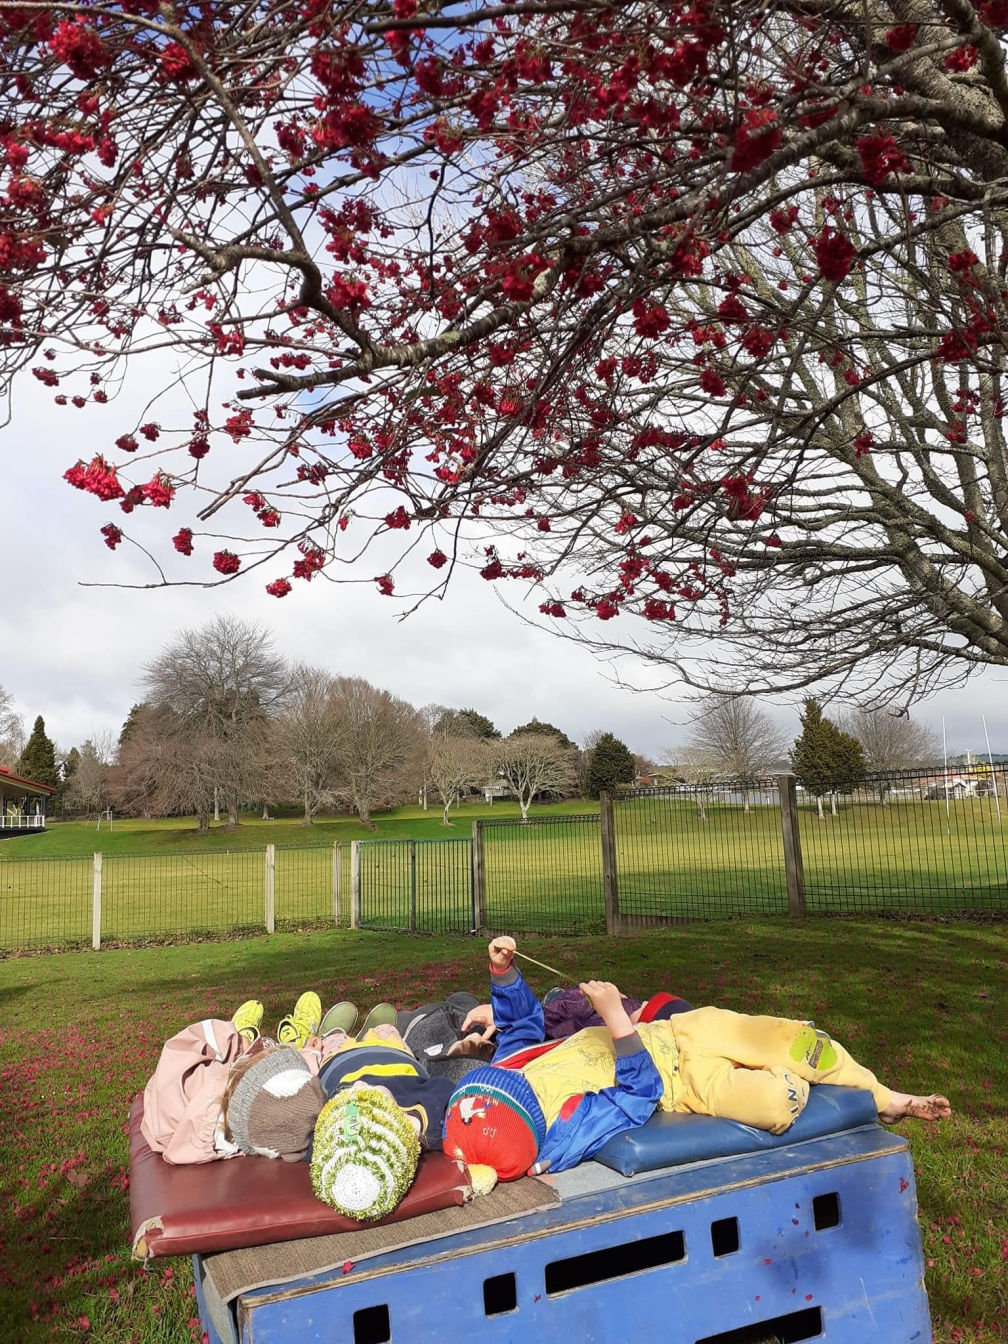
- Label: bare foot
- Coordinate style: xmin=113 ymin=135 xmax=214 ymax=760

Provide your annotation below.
xmin=879 ymin=1092 xmax=952 ymax=1123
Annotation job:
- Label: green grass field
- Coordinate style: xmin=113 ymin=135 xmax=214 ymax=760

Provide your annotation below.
xmin=0 ymin=921 xmax=1004 ymax=1343
xmin=1 ymin=796 xmax=1006 ymax=951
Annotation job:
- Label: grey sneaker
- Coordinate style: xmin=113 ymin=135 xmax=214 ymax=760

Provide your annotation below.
xmin=319 ymin=1000 xmax=358 ymax=1036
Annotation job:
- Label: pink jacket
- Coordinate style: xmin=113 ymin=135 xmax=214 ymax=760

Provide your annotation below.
xmin=141 ymin=1020 xmax=330 ymax=1164
xmin=141 ymin=1019 xmax=247 ymax=1164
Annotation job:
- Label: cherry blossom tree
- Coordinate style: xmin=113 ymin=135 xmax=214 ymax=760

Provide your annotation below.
xmin=4 ymin=1 xmax=1008 ymax=702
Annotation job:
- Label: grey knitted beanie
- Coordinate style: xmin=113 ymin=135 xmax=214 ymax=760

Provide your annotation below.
xmin=227 ymin=1047 xmax=326 ymax=1162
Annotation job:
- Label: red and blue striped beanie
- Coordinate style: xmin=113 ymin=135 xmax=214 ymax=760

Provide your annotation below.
xmin=442 ymin=1065 xmax=547 ymax=1181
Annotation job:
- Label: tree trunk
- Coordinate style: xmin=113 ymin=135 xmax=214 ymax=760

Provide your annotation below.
xmin=303 ymin=790 xmax=313 ymax=825
xmin=442 ymin=800 xmax=451 ymax=826
xmin=519 ymin=792 xmax=530 ymax=821
xmin=830 ymin=791 xmax=838 ymax=816
xmin=213 ymin=785 xmax=220 ymax=823
xmin=816 ymin=795 xmax=824 ymax=820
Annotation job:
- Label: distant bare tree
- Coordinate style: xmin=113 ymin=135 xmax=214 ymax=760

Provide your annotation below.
xmin=276 ymin=665 xmax=343 ymax=825
xmin=329 ymin=677 xmax=424 ymax=827
xmin=663 ymin=746 xmax=722 ymax=820
xmin=143 ymin=615 xmax=289 ymax=825
xmin=497 ymin=734 xmax=577 ymax=822
xmin=64 ymin=733 xmax=115 ymax=818
xmin=837 ymin=708 xmax=940 ymax=803
xmin=427 ymin=728 xmax=489 ymax=827
xmin=688 ymin=697 xmax=786 ymax=812
xmin=0 ymin=684 xmax=24 ymax=769
xmin=111 ymin=703 xmax=218 ymax=824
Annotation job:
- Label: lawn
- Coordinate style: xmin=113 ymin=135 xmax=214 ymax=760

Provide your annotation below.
xmin=0 ymin=920 xmax=1004 ymax=1343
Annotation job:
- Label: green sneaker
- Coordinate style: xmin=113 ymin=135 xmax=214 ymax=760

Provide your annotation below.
xmin=277 ymin=991 xmax=322 ymax=1048
xmin=319 ymin=1001 xmax=358 ymax=1036
xmin=232 ymin=999 xmax=264 ymax=1045
xmin=355 ymin=1002 xmax=398 ymax=1040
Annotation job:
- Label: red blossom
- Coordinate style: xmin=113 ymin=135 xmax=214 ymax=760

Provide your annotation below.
xmin=212 ymin=549 xmax=241 ymax=575
xmin=730 ymin=108 xmax=782 ymax=173
xmin=856 ymin=135 xmax=910 ymax=186
xmin=142 ymin=475 xmax=174 ymax=508
xmin=882 ymin=24 xmax=917 ymax=52
xmin=699 ymin=368 xmax=726 ymax=396
xmin=384 ymin=505 xmax=411 ymax=529
xmin=266 ymin=578 xmax=292 ymax=597
xmin=100 ymin=523 xmax=123 ymax=550
xmin=375 ymin=573 xmax=395 ymax=595
xmin=139 ymin=422 xmax=160 ymax=442
xmin=49 ymin=20 xmax=108 ymax=80
xmin=114 ymin=434 xmax=138 ymax=453
xmin=427 ymin=550 xmax=448 ymax=568
xmin=172 ymin=527 xmax=194 ymax=555
xmin=632 ymin=299 xmax=671 ymax=338
xmin=812 ymin=227 xmax=857 ymax=283
xmin=64 ymin=455 xmax=123 ymax=501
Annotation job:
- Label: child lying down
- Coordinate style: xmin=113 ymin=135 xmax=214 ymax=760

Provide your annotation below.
xmin=141 ymin=994 xmax=457 ymax=1220
xmin=441 ymin=937 xmax=952 ymax=1184
xmin=140 ymin=951 xmax=951 ymax=1216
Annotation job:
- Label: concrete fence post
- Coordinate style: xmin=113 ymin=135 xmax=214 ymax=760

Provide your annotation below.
xmin=264 ymin=843 xmax=276 ymax=934
xmin=91 ymin=851 xmax=102 ymax=951
xmin=471 ymin=820 xmax=486 ymax=934
xmin=350 ymin=841 xmax=361 ymax=929
xmin=599 ymin=793 xmax=620 ymax=935
xmin=332 ymin=841 xmax=342 ymax=926
xmin=778 ymin=775 xmax=806 ymax=917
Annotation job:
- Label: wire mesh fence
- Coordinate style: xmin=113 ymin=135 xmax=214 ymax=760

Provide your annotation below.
xmin=481 ymin=814 xmax=604 ymax=934
xmin=796 ymin=767 xmax=1008 ymax=915
xmin=0 ymin=854 xmax=93 ymax=951
xmin=0 ymin=768 xmax=1005 ymax=953
xmin=613 ymin=785 xmax=789 ymax=921
xmin=358 ymin=838 xmax=474 ymax=933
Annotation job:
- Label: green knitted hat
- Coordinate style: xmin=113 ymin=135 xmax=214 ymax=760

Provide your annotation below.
xmin=310 ymin=1087 xmax=420 ymax=1222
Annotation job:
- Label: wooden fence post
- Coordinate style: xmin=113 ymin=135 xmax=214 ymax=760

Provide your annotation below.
xmin=91 ymin=851 xmax=102 ymax=951
xmin=778 ymin=775 xmax=806 ymax=917
xmin=599 ymin=793 xmax=620 ymax=935
xmin=471 ymin=820 xmax=486 ymax=934
xmin=332 ymin=841 xmax=342 ymax=926
xmin=264 ymin=843 xmax=276 ymax=933
xmin=350 ymin=840 xmax=361 ymax=929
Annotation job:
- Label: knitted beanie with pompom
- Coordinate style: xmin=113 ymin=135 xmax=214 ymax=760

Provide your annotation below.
xmin=311 ymin=1086 xmax=420 ymax=1221
xmin=442 ymin=1065 xmax=546 ymax=1181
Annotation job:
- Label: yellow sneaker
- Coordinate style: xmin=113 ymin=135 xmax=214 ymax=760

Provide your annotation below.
xmin=277 ymin=991 xmax=322 ymax=1048
xmin=232 ymin=999 xmax=264 ymax=1045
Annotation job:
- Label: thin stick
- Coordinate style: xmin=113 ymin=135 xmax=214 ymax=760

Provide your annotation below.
xmin=493 ymin=946 xmax=570 ymax=981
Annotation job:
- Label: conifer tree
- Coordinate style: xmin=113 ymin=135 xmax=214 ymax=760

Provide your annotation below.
xmin=792 ymin=699 xmax=866 ymax=819
xmin=586 ymin=732 xmax=637 ymax=798
xmin=17 ymin=716 xmax=59 ymax=790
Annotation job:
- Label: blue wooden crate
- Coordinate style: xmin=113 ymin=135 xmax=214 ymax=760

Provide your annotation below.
xmin=195 ymin=1125 xmax=930 ymax=1344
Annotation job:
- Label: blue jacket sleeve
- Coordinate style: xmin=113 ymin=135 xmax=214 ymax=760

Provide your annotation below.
xmin=489 ymin=966 xmax=545 ymax=1059
xmin=532 ymin=1038 xmax=663 ymax=1174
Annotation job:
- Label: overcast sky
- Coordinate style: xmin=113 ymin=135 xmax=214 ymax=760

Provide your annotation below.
xmin=3 ymin=376 xmax=1008 ymax=762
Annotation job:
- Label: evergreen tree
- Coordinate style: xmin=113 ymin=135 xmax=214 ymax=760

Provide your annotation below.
xmin=509 ymin=718 xmax=577 ymax=751
xmin=433 ymin=707 xmax=501 ymax=740
xmin=119 ymin=702 xmax=149 ymax=747
xmin=17 ymin=715 xmax=59 ymax=789
xmin=791 ymin=699 xmax=866 ymax=818
xmin=586 ymin=732 xmax=636 ymax=798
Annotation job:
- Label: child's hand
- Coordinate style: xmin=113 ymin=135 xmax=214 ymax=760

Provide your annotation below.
xmin=580 ymin=980 xmax=635 ymax=1039
xmin=488 ymin=936 xmax=516 ymax=973
xmin=461 ymin=1003 xmax=496 ymax=1041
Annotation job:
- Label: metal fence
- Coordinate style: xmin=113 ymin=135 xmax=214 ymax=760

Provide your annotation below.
xmin=357 ymin=838 xmax=474 ymax=933
xmin=479 ymin=814 xmax=603 ymax=934
xmin=612 ymin=783 xmax=788 ymax=922
xmin=0 ymin=767 xmax=1005 ymax=952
